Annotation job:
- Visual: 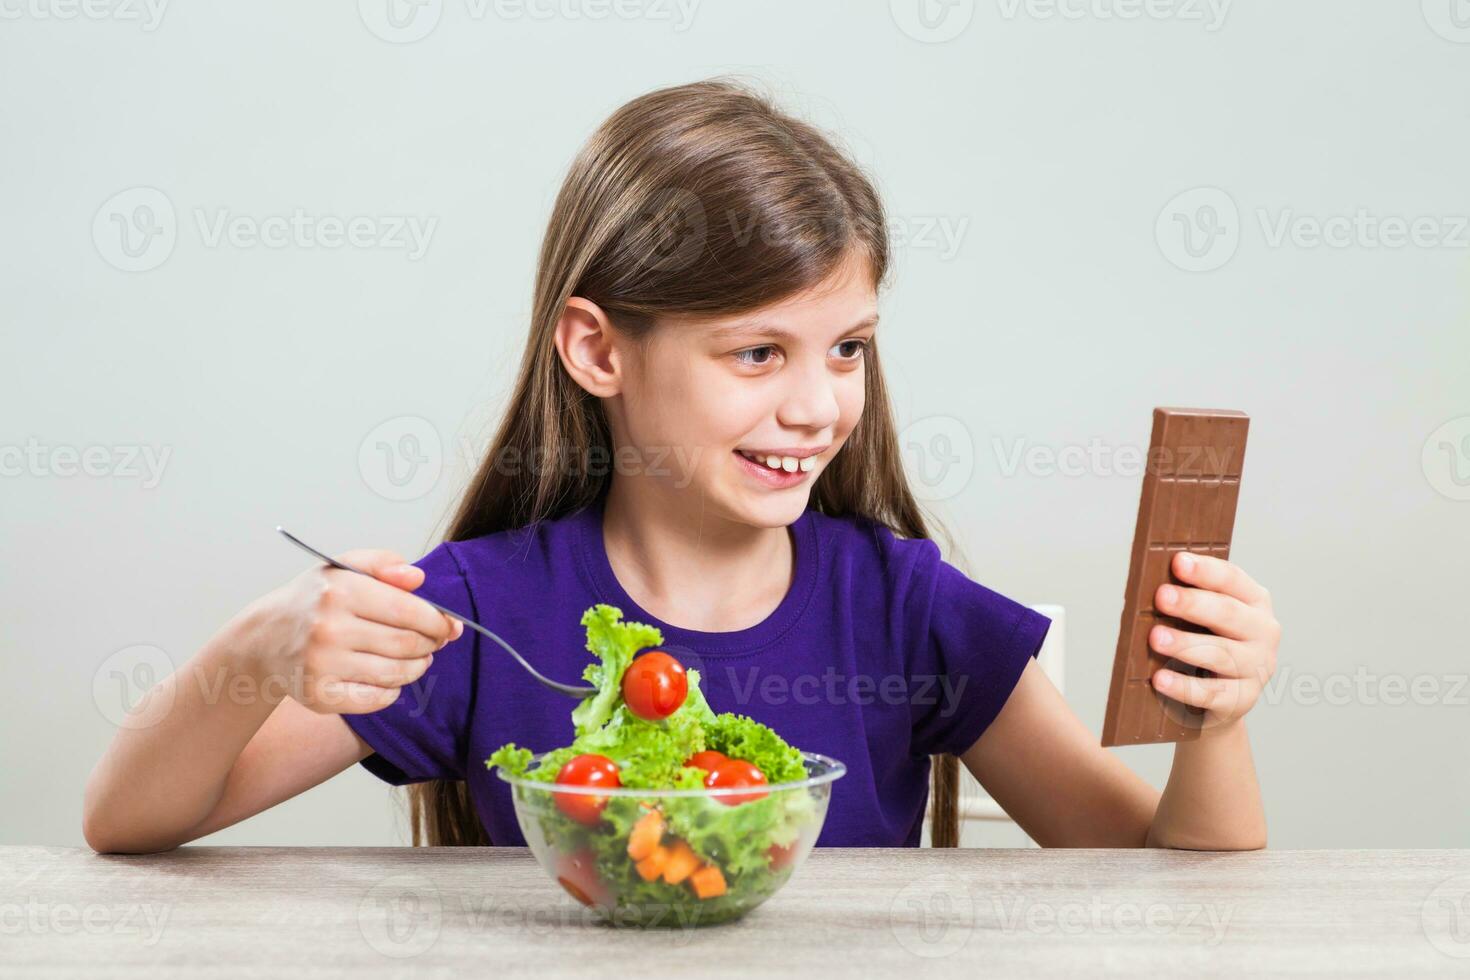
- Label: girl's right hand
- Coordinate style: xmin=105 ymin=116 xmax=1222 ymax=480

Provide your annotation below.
xmin=245 ymin=549 xmax=464 ymax=715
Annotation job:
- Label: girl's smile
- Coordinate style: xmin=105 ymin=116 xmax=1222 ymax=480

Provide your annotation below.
xmin=732 ymin=444 xmax=827 ymax=489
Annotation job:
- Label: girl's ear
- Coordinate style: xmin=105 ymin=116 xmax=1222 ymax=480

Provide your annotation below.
xmin=554 ymin=297 xmax=624 ymax=397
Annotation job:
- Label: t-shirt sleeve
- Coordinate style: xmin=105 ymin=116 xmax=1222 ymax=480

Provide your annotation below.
xmin=907 ymin=543 xmax=1052 ymax=759
xmin=341 ymin=541 xmax=477 ymax=785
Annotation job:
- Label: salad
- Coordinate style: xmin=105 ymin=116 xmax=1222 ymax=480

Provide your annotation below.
xmin=487 ymin=604 xmax=829 ymax=925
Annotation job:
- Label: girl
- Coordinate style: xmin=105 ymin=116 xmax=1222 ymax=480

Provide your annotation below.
xmin=83 ymin=78 xmax=1280 ymax=854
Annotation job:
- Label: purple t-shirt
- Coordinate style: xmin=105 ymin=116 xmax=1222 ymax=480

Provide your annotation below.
xmin=344 ymin=491 xmax=1051 ymax=847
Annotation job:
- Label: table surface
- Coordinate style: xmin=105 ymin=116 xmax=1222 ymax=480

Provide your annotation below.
xmin=3 ymin=846 xmax=1469 ymax=977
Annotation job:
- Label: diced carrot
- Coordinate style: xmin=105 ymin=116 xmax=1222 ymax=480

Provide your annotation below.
xmin=627 ymin=809 xmax=664 ymax=861
xmin=660 ymin=840 xmax=700 ymax=885
xmin=635 ymin=845 xmax=669 ymax=882
xmin=690 ymin=865 xmax=726 ymax=899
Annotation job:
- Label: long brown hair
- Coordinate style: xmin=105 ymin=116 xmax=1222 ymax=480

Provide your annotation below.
xmin=407 ymin=77 xmax=966 ymax=848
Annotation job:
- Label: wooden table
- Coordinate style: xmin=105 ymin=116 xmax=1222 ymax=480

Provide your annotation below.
xmin=3 ymin=846 xmax=1468 ymax=977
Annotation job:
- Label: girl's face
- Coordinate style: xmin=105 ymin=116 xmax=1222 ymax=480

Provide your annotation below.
xmin=614 ymin=249 xmax=879 ymax=529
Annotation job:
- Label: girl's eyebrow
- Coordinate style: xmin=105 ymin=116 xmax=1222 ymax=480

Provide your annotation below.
xmin=710 ymin=314 xmax=879 ymax=343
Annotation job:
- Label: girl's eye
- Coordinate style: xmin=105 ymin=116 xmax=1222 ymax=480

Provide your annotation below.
xmin=734 ymin=345 xmax=778 ymax=366
xmin=732 ymin=339 xmax=868 ymax=367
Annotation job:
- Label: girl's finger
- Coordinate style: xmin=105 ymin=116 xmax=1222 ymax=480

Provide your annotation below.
xmin=1171 ymin=552 xmax=1271 ymax=608
xmin=1155 ymin=583 xmax=1262 ymax=641
xmin=1151 ymin=668 xmax=1246 ymax=715
xmin=339 ymin=573 xmax=454 ymax=645
xmin=338 ymin=651 xmax=434 ymax=690
xmin=308 ymin=678 xmax=400 ymax=715
xmin=343 ymin=618 xmax=444 ymax=660
xmin=1147 ymin=627 xmax=1248 ymax=679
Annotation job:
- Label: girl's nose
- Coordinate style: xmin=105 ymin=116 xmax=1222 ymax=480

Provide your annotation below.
xmin=775 ymin=365 xmax=841 ymax=432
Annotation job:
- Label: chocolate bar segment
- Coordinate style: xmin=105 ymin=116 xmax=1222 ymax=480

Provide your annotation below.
xmin=1101 ymin=408 xmax=1249 ymax=747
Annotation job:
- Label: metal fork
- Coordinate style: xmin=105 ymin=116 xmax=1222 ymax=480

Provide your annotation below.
xmin=276 ymin=527 xmax=596 ymax=698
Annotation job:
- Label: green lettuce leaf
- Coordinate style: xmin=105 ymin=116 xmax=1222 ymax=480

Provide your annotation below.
xmin=569 ymin=604 xmax=664 ymax=737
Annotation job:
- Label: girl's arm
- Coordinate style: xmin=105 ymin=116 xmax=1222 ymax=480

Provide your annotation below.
xmin=82 ymin=551 xmax=460 ymax=854
xmin=960 ymin=552 xmax=1278 ymax=850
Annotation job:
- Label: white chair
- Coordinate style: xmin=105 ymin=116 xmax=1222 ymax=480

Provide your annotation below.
xmin=923 ymin=604 xmax=1067 ymax=843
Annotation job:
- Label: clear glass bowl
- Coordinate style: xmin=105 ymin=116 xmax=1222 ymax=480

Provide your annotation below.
xmin=496 ymin=751 xmax=846 ymax=927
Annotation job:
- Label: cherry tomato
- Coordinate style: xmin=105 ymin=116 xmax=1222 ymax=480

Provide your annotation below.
xmin=555 ymin=848 xmax=611 ymax=908
xmin=685 ymin=750 xmax=729 ymax=772
xmin=768 ymin=841 xmax=798 ymax=870
xmin=621 ymin=650 xmax=688 ymax=721
xmin=553 ymin=754 xmax=621 ymax=825
xmin=704 ymin=759 xmax=768 ymax=806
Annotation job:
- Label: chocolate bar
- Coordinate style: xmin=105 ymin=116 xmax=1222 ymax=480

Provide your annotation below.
xmin=1101 ymin=408 xmax=1249 ymax=747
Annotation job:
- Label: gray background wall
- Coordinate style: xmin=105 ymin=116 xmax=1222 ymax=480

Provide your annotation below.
xmin=2 ymin=0 xmax=1466 ymax=849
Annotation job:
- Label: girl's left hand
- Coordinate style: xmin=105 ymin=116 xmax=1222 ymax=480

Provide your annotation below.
xmin=1148 ymin=552 xmax=1281 ymax=733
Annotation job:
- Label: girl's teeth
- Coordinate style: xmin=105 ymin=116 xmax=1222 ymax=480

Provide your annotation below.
xmin=740 ymin=450 xmax=817 ymax=473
